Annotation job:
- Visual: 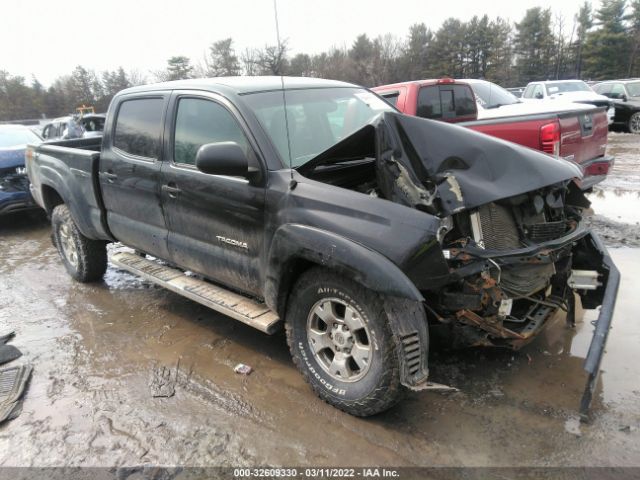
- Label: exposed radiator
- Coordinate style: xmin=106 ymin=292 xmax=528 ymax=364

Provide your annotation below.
xmin=477 ymin=203 xmax=521 ymax=250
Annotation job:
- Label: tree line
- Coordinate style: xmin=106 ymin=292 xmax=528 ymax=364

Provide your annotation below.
xmin=1 ymin=0 xmax=639 ymax=122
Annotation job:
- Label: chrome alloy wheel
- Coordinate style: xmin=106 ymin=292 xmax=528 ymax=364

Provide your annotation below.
xmin=58 ymin=222 xmax=79 ymax=268
xmin=306 ymin=298 xmax=372 ymax=382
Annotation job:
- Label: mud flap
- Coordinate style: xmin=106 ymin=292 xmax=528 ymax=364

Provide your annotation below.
xmin=574 ymin=233 xmax=620 ymax=418
xmin=0 ymin=364 xmax=32 ymax=423
xmin=383 ymin=297 xmax=429 ymax=389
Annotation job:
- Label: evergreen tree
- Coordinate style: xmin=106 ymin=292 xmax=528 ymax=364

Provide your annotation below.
xmin=583 ymin=0 xmax=630 ymax=79
xmin=205 ymin=38 xmax=241 ymax=77
xmin=573 ymin=2 xmax=593 ymax=77
xmin=514 ymin=8 xmax=556 ymax=83
xmin=628 ymin=0 xmax=640 ymax=76
xmin=401 ymin=23 xmax=433 ymax=80
xmin=165 ymin=56 xmax=194 ymax=81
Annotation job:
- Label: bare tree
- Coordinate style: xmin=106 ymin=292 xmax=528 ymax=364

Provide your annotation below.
xmin=241 ymin=48 xmax=260 ymax=76
xmin=256 ymin=40 xmax=289 ymax=75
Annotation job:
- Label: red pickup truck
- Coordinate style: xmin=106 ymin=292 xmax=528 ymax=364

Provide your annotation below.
xmin=372 ymin=79 xmax=614 ymax=189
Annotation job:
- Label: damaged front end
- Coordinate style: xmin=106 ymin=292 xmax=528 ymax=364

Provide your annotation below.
xmin=380 ymin=113 xmax=620 ymax=416
xmin=299 ymin=112 xmax=618 ymax=414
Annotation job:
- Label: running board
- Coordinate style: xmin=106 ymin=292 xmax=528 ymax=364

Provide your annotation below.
xmin=110 ymin=252 xmax=281 ymax=334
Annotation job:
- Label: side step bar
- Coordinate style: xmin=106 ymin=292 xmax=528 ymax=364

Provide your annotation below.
xmin=110 ymin=252 xmax=282 ymax=334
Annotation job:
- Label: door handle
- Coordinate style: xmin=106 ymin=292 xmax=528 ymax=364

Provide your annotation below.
xmin=162 ymin=183 xmax=181 ymax=198
xmin=102 ymin=171 xmax=118 ymax=183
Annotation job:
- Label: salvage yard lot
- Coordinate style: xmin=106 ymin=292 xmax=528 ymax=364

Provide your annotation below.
xmin=0 ymin=133 xmax=639 ymax=467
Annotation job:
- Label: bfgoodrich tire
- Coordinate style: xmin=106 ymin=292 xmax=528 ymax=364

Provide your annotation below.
xmin=285 ymin=267 xmax=402 ymax=416
xmin=51 ymin=204 xmax=107 ymax=282
xmin=629 ymin=112 xmax=640 ymax=134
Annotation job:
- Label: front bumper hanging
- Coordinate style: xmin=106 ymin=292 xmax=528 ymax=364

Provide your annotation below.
xmin=578 ymin=232 xmax=620 ymax=417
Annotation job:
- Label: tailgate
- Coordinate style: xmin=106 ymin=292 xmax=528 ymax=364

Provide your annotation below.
xmin=558 ymin=107 xmax=608 ymax=167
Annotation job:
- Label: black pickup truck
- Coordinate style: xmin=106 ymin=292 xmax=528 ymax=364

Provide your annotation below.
xmin=26 ymin=77 xmax=619 ymax=417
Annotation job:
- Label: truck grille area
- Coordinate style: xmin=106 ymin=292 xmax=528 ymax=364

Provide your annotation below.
xmin=0 ymin=173 xmax=29 ymax=193
xmin=478 ymin=203 xmax=520 ymax=250
xmin=525 ymin=220 xmax=570 ymax=243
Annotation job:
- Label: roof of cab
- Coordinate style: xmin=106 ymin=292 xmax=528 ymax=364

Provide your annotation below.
xmin=118 ymin=76 xmax=359 ymax=96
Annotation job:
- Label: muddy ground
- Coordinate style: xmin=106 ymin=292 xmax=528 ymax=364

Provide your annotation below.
xmin=0 ymin=134 xmax=639 ymax=468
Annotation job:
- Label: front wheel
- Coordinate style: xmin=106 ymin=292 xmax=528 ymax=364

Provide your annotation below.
xmin=629 ymin=112 xmax=640 ymax=134
xmin=51 ymin=204 xmax=107 ymax=282
xmin=285 ymin=267 xmax=402 ymax=416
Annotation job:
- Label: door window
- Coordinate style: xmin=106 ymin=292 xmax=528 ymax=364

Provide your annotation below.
xmin=532 ymin=84 xmax=544 ymax=99
xmin=523 ymin=85 xmax=535 ymax=98
xmin=173 ymin=98 xmax=250 ymax=166
xmin=594 ymin=84 xmax=612 ymax=96
xmin=610 ymin=84 xmax=626 ymax=99
xmin=113 ymin=98 xmax=164 ymax=159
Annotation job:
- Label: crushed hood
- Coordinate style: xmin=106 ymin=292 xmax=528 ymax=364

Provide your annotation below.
xmin=301 ymin=112 xmax=582 ymax=215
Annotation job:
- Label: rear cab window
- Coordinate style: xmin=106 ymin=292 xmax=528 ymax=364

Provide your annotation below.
xmin=113 ymin=98 xmax=165 ymax=159
xmin=417 ymin=84 xmax=476 ymax=122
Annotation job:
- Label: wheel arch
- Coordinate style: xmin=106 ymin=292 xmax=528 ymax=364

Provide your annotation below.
xmin=265 ymin=224 xmax=424 ymax=319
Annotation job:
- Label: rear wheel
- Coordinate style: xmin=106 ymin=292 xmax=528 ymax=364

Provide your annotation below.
xmin=51 ymin=204 xmax=107 ymax=282
xmin=285 ymin=267 xmax=402 ymax=416
xmin=629 ymin=112 xmax=640 ymax=134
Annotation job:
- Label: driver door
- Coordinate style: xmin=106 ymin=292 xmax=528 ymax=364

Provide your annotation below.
xmin=160 ymin=92 xmax=266 ymax=297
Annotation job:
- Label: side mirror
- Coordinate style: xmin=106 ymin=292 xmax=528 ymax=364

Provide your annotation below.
xmin=535 ymin=92 xmax=543 ymax=99
xmin=195 ymin=142 xmax=249 ymax=177
xmin=622 ymin=94 xmax=628 ymax=102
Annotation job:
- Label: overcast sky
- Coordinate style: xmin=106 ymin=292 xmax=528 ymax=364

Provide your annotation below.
xmin=3 ymin=0 xmax=594 ymax=86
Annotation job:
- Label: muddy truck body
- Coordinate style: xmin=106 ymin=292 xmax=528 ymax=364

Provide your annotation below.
xmin=26 ymin=77 xmax=619 ymax=416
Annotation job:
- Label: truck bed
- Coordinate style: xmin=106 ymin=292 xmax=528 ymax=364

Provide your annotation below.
xmin=26 ymin=136 xmax=110 ymax=240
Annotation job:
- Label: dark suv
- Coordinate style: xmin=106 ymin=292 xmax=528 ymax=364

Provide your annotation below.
xmin=593 ymin=79 xmax=640 ymax=133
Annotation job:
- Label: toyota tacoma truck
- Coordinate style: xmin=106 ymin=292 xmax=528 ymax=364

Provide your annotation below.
xmin=372 ymin=79 xmax=614 ymax=190
xmin=26 ymin=77 xmax=618 ymax=417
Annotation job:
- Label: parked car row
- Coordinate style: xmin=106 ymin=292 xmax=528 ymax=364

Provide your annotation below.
xmin=507 ymin=78 xmax=640 ymax=134
xmin=0 ymin=125 xmax=42 ymax=215
xmin=373 ymin=78 xmax=613 ymax=189
xmin=520 ymin=80 xmax=615 ymax=125
xmin=592 ymin=79 xmax=640 ymax=134
xmin=41 ymin=114 xmax=106 ymax=141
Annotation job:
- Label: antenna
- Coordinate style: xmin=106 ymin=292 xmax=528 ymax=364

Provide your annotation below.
xmin=273 ymin=0 xmax=295 ymax=185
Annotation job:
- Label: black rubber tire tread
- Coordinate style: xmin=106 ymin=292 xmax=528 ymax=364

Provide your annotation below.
xmin=51 ymin=204 xmax=107 ymax=282
xmin=285 ymin=267 xmax=403 ymax=416
xmin=629 ymin=112 xmax=640 ymax=134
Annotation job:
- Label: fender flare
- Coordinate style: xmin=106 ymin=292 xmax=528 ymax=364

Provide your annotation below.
xmin=38 ymin=164 xmax=106 ymax=240
xmin=265 ymin=224 xmax=423 ymax=310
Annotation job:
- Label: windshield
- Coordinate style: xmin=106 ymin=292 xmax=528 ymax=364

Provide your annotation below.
xmin=546 ymin=81 xmax=591 ymax=95
xmin=469 ymin=81 xmax=520 ymax=109
xmin=243 ymin=87 xmax=394 ymax=167
xmin=627 ymin=82 xmax=640 ymax=97
xmin=0 ymin=127 xmax=41 ymax=148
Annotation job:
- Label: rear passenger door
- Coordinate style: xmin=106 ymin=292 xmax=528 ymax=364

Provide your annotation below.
xmin=160 ymin=92 xmax=266 ymax=297
xmin=99 ymin=93 xmax=171 ymax=259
